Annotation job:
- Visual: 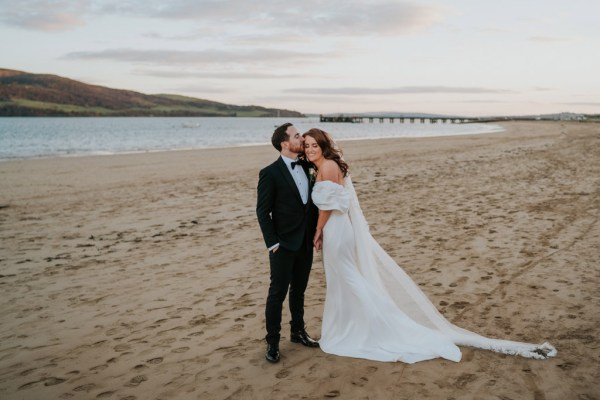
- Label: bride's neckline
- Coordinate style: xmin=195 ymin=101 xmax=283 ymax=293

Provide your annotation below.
xmin=315 ymin=180 xmax=345 ymax=188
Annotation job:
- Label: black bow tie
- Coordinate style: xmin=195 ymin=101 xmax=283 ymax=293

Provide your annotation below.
xmin=291 ymin=159 xmax=307 ymax=169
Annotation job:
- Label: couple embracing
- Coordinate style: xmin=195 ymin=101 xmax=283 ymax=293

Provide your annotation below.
xmin=256 ymin=123 xmax=556 ymax=364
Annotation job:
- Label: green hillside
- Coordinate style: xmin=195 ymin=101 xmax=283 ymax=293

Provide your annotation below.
xmin=0 ymin=69 xmax=304 ymax=117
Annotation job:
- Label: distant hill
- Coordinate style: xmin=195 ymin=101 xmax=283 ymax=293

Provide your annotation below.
xmin=0 ymin=69 xmax=304 ymax=117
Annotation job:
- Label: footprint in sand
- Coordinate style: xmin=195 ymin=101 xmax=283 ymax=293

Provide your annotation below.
xmin=276 ymin=369 xmax=290 ymax=379
xmin=73 ymin=383 xmax=96 ymax=392
xmin=18 ymin=381 xmax=41 ymax=390
xmin=453 ymin=373 xmax=477 ymax=389
xmin=157 ymin=326 xmax=185 ymax=336
xmin=125 ymin=375 xmax=147 ymax=387
xmin=90 ymin=364 xmax=108 ymax=371
xmin=114 ymin=344 xmax=131 ymax=352
xmin=96 ymin=391 xmax=115 ymax=398
xmin=147 ymin=357 xmax=163 ymax=364
xmin=171 ymin=347 xmax=190 ymax=353
xmin=188 ymin=315 xmax=206 ymax=326
xmin=45 ymin=377 xmax=66 ymax=386
xmin=450 ymin=301 xmax=470 ymax=310
xmin=229 ymin=366 xmax=242 ymax=374
xmin=159 ymin=338 xmax=177 ymax=345
xmin=19 ymin=368 xmax=37 ymax=376
xmin=223 ymin=348 xmax=242 ymax=359
xmin=352 ymin=377 xmax=368 ymax=387
xmin=248 ymin=282 xmax=261 ymax=290
xmin=557 ymin=362 xmax=575 ymax=370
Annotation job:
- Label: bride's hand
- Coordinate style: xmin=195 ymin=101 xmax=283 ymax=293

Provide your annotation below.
xmin=314 ymin=238 xmax=323 ymax=251
xmin=313 ymin=228 xmax=323 ymax=250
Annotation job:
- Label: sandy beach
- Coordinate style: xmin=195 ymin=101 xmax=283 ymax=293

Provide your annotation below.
xmin=0 ymin=121 xmax=598 ymax=400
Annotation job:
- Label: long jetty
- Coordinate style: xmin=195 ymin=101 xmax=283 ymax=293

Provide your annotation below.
xmin=319 ymin=114 xmax=516 ymax=124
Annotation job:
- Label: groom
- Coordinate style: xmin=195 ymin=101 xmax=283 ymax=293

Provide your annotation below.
xmin=256 ymin=122 xmax=319 ymax=363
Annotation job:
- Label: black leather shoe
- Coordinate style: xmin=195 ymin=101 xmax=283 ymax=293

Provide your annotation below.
xmin=265 ymin=343 xmax=280 ymax=363
xmin=290 ymin=330 xmax=319 ymax=348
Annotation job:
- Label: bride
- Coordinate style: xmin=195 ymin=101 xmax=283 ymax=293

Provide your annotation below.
xmin=302 ymin=128 xmax=557 ymax=363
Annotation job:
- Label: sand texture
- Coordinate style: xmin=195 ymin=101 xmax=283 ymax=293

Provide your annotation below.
xmin=0 ymin=121 xmax=599 ymax=399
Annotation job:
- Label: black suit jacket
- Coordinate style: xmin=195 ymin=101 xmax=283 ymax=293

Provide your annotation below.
xmin=256 ymin=157 xmax=318 ymax=252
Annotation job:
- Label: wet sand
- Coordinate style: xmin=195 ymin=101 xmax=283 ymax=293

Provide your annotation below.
xmin=0 ymin=121 xmax=598 ymax=399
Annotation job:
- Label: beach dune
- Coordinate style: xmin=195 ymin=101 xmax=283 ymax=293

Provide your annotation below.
xmin=0 ymin=121 xmax=598 ymax=399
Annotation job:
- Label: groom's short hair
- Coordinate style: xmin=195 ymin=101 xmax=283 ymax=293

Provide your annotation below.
xmin=272 ymin=122 xmax=293 ymax=152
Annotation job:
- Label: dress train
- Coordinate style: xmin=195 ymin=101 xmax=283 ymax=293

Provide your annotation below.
xmin=311 ymin=177 xmax=556 ymax=363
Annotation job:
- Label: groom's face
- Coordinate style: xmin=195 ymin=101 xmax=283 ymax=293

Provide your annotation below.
xmin=285 ymin=126 xmax=304 ymax=154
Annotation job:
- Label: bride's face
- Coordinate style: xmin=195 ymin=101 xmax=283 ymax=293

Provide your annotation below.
xmin=304 ymin=135 xmax=323 ymax=163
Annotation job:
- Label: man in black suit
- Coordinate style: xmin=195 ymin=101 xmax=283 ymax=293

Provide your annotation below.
xmin=256 ymin=122 xmax=320 ymax=363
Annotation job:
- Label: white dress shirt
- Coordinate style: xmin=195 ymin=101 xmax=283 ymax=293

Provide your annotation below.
xmin=281 ymin=155 xmax=309 ymax=205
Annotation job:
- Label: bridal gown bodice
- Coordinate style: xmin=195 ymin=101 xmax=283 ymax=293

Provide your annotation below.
xmin=311 ymin=178 xmax=556 ymax=363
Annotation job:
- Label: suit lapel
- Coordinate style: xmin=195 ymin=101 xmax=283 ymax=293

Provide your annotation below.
xmin=305 ymin=164 xmax=314 ymax=201
xmin=305 ymin=164 xmax=313 ymax=184
xmin=276 ymin=157 xmax=303 ymax=204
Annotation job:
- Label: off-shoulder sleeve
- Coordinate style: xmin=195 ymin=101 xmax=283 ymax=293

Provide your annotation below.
xmin=312 ymin=181 xmax=351 ymax=212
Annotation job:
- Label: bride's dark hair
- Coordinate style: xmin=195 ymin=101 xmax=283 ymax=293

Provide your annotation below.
xmin=302 ymin=128 xmax=349 ymax=177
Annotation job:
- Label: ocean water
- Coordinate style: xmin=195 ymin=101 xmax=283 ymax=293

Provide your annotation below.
xmin=0 ymin=117 xmax=503 ymax=160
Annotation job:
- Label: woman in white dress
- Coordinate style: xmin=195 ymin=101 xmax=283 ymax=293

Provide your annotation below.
xmin=302 ymin=128 xmax=556 ymax=363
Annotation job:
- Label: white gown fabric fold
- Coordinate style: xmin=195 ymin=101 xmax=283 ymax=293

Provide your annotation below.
xmin=311 ymin=178 xmax=556 ymax=363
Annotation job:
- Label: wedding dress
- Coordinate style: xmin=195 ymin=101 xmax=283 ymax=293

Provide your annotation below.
xmin=311 ymin=177 xmax=557 ymax=363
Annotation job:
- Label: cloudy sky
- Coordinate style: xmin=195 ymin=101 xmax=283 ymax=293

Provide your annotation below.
xmin=1 ymin=0 xmax=598 ymax=116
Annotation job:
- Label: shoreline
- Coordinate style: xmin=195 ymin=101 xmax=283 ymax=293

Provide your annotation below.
xmin=0 ymin=121 xmax=598 ymax=399
xmin=0 ymin=121 xmax=505 ymax=162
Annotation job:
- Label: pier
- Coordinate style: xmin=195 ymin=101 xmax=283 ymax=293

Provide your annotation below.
xmin=319 ymin=114 xmax=519 ymax=124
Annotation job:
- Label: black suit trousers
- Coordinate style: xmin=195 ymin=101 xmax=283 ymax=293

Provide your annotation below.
xmin=265 ymin=239 xmax=313 ymax=344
